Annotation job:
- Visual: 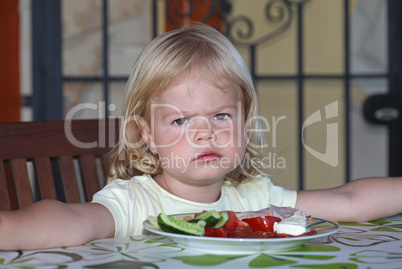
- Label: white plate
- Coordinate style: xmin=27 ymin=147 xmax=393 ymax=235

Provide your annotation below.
xmin=142 ymin=213 xmax=340 ymax=254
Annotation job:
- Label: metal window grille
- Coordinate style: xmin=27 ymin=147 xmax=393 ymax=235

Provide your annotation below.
xmin=30 ymin=0 xmax=402 ymax=189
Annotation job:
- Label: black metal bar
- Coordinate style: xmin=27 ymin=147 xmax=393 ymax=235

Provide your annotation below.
xmin=250 ymin=45 xmax=256 ymax=79
xmin=153 ymin=0 xmax=158 ymax=38
xmin=22 ymin=96 xmax=32 ymax=107
xmin=31 ymin=0 xmax=62 ymax=121
xmin=344 ymin=0 xmax=351 ymax=182
xmin=387 ymin=0 xmax=402 ymax=176
xmin=102 ymin=0 xmax=109 ymax=118
xmin=297 ymin=3 xmax=304 ymax=190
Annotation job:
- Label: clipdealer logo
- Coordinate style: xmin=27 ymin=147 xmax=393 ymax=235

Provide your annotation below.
xmin=63 ymin=100 xmax=339 ymax=168
xmin=302 ymin=101 xmax=339 ymax=167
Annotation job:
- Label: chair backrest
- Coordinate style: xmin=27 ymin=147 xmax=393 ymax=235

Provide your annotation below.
xmin=0 ymin=119 xmax=119 ymax=210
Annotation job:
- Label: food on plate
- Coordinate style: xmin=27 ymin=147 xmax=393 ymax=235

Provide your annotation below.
xmin=242 ymin=215 xmax=281 ymax=232
xmin=148 ymin=206 xmax=317 ymax=238
xmin=157 ymin=213 xmax=205 ymax=236
xmin=273 ymin=213 xmax=307 ymax=236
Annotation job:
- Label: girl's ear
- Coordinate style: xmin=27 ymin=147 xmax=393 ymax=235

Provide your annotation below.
xmin=139 ymin=119 xmax=157 ymax=155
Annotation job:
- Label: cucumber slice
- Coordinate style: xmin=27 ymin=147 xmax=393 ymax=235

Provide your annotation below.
xmin=148 ymin=215 xmax=158 ymax=229
xmin=214 ymin=212 xmax=229 ymax=228
xmin=195 ymin=220 xmax=207 ymax=228
xmin=157 ymin=213 xmax=205 ymax=236
xmin=188 ymin=210 xmax=221 ymax=227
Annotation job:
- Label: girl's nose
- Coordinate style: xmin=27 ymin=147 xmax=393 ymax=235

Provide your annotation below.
xmin=191 ymin=117 xmax=214 ymax=143
xmin=194 ymin=128 xmax=214 ymax=142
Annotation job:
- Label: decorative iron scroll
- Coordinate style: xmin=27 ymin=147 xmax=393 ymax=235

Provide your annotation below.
xmin=165 ymin=0 xmax=232 ymax=33
xmin=165 ymin=0 xmax=310 ymax=47
xmin=226 ymin=0 xmax=309 ymax=46
xmin=165 ymin=0 xmax=195 ymax=27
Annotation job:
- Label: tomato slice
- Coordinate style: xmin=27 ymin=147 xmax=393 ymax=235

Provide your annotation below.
xmin=235 ymin=220 xmax=250 ymax=228
xmin=227 ymin=226 xmax=252 ymax=238
xmin=221 ymin=211 xmax=238 ymax=230
xmin=241 ymin=216 xmax=281 ymax=233
xmin=204 ymin=227 xmax=216 ymax=237
xmin=215 ymin=227 xmax=228 ymax=237
xmin=202 ymin=211 xmax=241 ymax=237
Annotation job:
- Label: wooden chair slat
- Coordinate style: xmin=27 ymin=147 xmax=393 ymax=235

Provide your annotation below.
xmin=33 ymin=157 xmax=57 ymax=200
xmin=0 ymin=161 xmax=12 ymax=210
xmin=0 ymin=119 xmax=118 ymax=209
xmin=57 ymin=155 xmax=81 ymax=203
xmin=0 ymin=119 xmax=118 ymax=160
xmin=79 ymin=154 xmax=101 ymax=202
xmin=10 ymin=158 xmax=34 ymax=208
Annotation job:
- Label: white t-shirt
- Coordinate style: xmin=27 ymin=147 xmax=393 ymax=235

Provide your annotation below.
xmin=92 ymin=174 xmax=297 ymax=237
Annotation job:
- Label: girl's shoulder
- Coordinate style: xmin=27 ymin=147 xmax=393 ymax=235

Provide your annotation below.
xmin=92 ymin=174 xmax=159 ymax=206
xmin=101 ymin=174 xmax=155 ymax=190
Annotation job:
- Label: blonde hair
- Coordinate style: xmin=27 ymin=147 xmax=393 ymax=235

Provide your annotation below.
xmin=105 ymin=24 xmax=266 ymax=184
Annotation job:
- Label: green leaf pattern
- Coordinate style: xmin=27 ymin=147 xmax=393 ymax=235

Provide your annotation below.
xmin=1 ymin=215 xmax=402 ymax=268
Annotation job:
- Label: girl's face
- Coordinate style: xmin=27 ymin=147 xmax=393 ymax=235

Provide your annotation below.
xmin=143 ymin=70 xmax=246 ymax=187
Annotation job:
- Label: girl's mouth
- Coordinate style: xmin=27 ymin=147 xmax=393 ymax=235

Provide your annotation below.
xmin=196 ymin=151 xmax=221 ymax=162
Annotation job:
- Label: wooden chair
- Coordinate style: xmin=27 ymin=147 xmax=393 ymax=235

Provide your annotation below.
xmin=0 ymin=119 xmax=119 ymax=210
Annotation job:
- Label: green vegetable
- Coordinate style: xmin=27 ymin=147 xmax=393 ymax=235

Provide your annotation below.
xmin=157 ymin=213 xmax=205 ymax=236
xmin=188 ymin=209 xmax=221 ymax=227
xmin=214 ymin=212 xmax=229 ymax=228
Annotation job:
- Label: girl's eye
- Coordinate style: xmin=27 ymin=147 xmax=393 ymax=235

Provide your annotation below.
xmin=214 ymin=113 xmax=229 ymax=120
xmin=173 ymin=118 xmax=189 ymax=125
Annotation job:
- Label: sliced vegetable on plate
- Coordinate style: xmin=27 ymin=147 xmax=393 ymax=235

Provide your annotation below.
xmin=150 ymin=206 xmax=318 ymax=238
xmin=157 ymin=213 xmax=205 ymax=236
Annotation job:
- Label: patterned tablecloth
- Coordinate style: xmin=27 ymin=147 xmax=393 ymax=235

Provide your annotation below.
xmin=1 ymin=214 xmax=402 ymax=268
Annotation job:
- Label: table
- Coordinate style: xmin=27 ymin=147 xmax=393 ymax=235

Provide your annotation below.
xmin=1 ymin=214 xmax=402 ymax=268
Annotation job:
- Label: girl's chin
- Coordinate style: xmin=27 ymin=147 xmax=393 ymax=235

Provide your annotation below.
xmin=178 ymin=167 xmax=234 ymax=180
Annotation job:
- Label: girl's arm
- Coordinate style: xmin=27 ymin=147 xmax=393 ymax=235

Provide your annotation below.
xmin=0 ymin=200 xmax=114 ymax=250
xmin=296 ymin=177 xmax=402 ymax=222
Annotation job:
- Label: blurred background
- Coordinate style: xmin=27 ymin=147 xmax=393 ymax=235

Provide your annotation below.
xmin=1 ymin=0 xmax=401 ymax=191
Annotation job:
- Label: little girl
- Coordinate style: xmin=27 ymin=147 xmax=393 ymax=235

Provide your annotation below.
xmin=1 ymin=24 xmax=401 ymax=251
